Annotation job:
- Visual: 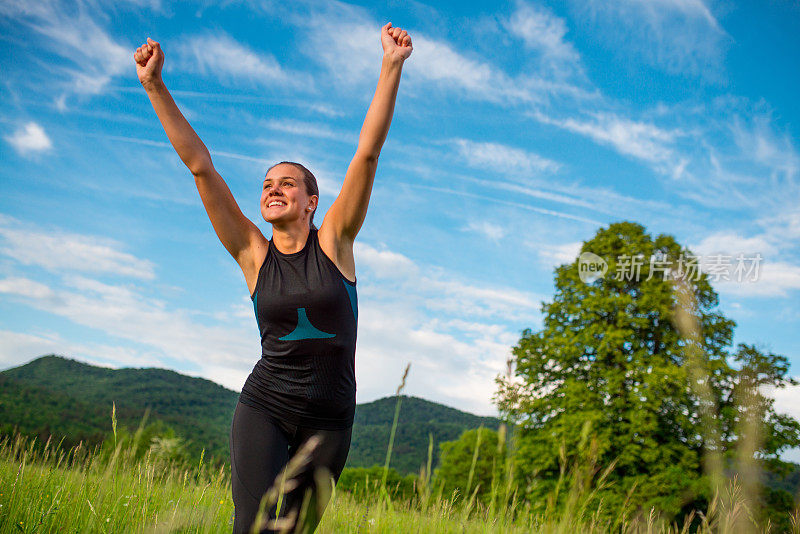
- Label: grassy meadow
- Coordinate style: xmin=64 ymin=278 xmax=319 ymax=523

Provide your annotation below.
xmin=2 ymin=398 xmax=798 ymax=533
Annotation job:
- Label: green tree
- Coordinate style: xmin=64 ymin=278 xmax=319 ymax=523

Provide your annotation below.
xmin=494 ymin=221 xmax=800 ymax=522
xmin=434 ymin=427 xmax=506 ymax=505
xmin=337 ymin=465 xmax=417 ymax=500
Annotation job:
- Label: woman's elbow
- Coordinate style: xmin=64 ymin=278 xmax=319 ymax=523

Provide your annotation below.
xmin=354 ymin=150 xmax=380 ymax=166
xmin=187 ymin=155 xmax=214 ymax=177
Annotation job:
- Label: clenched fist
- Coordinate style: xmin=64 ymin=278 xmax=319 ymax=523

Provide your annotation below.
xmin=134 ymin=37 xmax=164 ymax=89
xmin=381 ymin=23 xmax=413 ymax=61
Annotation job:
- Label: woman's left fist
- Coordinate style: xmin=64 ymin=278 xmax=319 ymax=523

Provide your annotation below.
xmin=381 ymin=22 xmax=412 ymax=61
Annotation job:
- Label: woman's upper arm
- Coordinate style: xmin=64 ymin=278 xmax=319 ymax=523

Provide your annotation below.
xmin=323 ymin=152 xmax=378 ymax=241
xmin=193 ymin=165 xmax=261 ymax=264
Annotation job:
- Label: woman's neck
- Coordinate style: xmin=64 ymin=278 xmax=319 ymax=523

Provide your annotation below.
xmin=271 ymin=222 xmax=311 ymax=254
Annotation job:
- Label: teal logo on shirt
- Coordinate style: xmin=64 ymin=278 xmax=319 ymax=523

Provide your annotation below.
xmin=279 ymin=307 xmax=336 ymax=340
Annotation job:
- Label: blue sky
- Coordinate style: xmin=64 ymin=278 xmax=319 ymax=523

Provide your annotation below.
xmin=1 ymin=0 xmax=799 ymax=456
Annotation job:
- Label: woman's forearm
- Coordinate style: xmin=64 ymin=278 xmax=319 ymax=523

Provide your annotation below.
xmin=143 ymin=79 xmax=213 ymax=175
xmin=355 ymin=54 xmax=405 ymax=160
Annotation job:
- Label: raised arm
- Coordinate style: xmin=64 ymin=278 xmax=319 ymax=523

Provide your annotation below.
xmin=321 ymin=23 xmax=413 ymax=242
xmin=134 ymin=38 xmax=263 ymax=267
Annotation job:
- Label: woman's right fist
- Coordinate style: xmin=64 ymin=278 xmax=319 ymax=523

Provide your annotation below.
xmin=134 ymin=37 xmax=164 ymax=88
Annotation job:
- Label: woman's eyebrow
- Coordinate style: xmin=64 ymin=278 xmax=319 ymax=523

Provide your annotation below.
xmin=264 ymin=176 xmax=297 ymax=183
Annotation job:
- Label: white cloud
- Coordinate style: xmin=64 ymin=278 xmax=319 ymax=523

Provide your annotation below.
xmin=354 ymin=242 xmax=420 ymax=280
xmin=0 ymin=329 xmax=168 ymax=373
xmin=0 ymin=273 xmax=257 ymax=373
xmin=704 ymin=260 xmax=800 ymax=298
xmin=354 ymin=300 xmax=515 ymax=416
xmin=4 ymin=122 xmax=52 ymax=155
xmin=531 ymin=110 xmax=681 ymax=172
xmin=347 ymin=240 xmax=544 ymax=413
xmin=451 ymin=138 xmax=560 ymax=176
xmin=0 ymin=216 xmax=155 ymax=279
xmin=177 ymin=32 xmax=309 ymax=89
xmin=765 ymin=381 xmax=800 ymax=463
xmin=536 ymin=241 xmax=583 ymax=268
xmin=301 ymin=15 xmax=532 ymax=104
xmin=462 ymin=221 xmax=506 ymax=243
xmin=295 ymin=4 xmax=589 ymax=104
xmin=574 ymin=0 xmax=728 ymax=77
xmin=0 ymin=1 xmax=131 ymax=96
xmin=504 ymin=1 xmax=583 ymax=80
xmin=689 ymin=231 xmax=800 ymax=297
xmin=0 ymin=277 xmax=55 ymax=299
xmin=265 ymin=119 xmax=356 ymax=143
xmin=356 ymin=241 xmax=541 ymax=322
xmin=409 ymin=182 xmax=603 ymax=225
xmin=405 ymin=33 xmax=533 ymax=104
xmin=691 ymin=231 xmax=780 ymax=259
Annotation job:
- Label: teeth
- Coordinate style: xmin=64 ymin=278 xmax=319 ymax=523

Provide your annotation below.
xmin=268 ymin=201 xmax=286 ymax=207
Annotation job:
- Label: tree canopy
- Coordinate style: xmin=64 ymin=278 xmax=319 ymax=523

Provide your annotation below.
xmin=494 ymin=221 xmax=799 ymax=523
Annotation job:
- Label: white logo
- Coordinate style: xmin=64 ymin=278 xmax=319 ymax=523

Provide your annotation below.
xmin=578 ymin=252 xmax=607 ymax=283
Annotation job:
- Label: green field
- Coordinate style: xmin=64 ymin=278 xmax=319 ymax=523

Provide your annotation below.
xmin=1 ymin=407 xmax=790 ymax=533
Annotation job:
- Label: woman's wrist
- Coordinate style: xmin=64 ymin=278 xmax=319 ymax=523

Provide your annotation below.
xmin=382 ymin=52 xmax=405 ymax=66
xmin=141 ymin=77 xmax=165 ymax=93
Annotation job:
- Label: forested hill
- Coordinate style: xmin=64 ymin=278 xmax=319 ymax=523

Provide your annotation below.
xmin=350 ymin=395 xmax=500 ymax=474
xmin=0 ymin=354 xmax=239 ymax=464
xmin=0 ymin=354 xmax=499 ymax=474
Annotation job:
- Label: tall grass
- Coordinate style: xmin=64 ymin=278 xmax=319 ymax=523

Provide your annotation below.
xmin=1 ymin=390 xmax=797 ymax=532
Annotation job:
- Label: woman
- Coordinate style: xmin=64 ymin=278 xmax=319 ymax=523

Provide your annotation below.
xmin=133 ymin=22 xmax=412 ymax=533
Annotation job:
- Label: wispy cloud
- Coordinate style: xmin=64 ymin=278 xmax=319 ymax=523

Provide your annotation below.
xmin=729 ymin=114 xmax=800 ymax=186
xmin=451 ymin=138 xmax=560 ymax=176
xmin=4 ymin=122 xmax=52 ymax=155
xmin=0 ymin=273 xmax=255 ymax=373
xmin=405 ymin=33 xmax=533 ymax=104
xmin=352 ymin=241 xmax=540 ymax=413
xmin=400 ymin=142 xmax=677 ymax=221
xmin=573 ymin=0 xmax=729 ymax=78
xmin=356 ymin=240 xmax=541 ymax=321
xmin=531 ymin=109 xmax=683 ymax=174
xmin=764 ymin=381 xmax=800 ymax=463
xmin=293 ymin=2 xmax=591 ymax=105
xmin=176 ymin=32 xmax=310 ymax=89
xmin=690 ymin=230 xmax=800 ymax=297
xmin=0 ymin=0 xmax=131 ymax=97
xmin=0 ymin=214 xmax=155 ymax=279
xmin=504 ymin=1 xmax=583 ymax=80
xmin=407 ymin=183 xmax=603 ymax=226
xmin=0 ymin=328 xmax=170 ymax=372
xmin=265 ymin=119 xmax=356 ymax=143
xmin=462 ymin=221 xmax=507 ymax=243
xmin=536 ymin=241 xmax=583 ymax=268
xmin=691 ymin=231 xmax=780 ymax=258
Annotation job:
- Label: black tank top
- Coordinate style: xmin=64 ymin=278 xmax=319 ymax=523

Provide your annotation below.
xmin=238 ymin=226 xmax=358 ymax=430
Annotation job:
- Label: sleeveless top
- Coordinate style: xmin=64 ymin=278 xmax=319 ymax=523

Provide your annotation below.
xmin=238 ymin=226 xmax=358 ymax=430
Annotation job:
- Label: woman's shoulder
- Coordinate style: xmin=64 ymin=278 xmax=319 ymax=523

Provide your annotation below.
xmin=240 ymin=232 xmax=269 ymax=298
xmin=316 ymin=222 xmax=357 ymax=284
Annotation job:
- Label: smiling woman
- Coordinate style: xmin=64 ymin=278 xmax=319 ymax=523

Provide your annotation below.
xmin=134 ymin=22 xmax=412 ymax=534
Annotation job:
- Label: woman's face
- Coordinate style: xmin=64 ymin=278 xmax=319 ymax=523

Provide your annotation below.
xmin=261 ymin=163 xmax=316 ymax=225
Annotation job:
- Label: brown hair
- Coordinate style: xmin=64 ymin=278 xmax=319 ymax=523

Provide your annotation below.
xmin=266 ymin=161 xmax=319 ymax=229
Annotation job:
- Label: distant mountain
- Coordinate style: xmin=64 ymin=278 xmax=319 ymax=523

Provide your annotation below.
xmin=0 ymin=355 xmax=239 ymax=464
xmin=0 ymin=355 xmax=500 ymax=474
xmin=350 ymin=395 xmax=500 ymax=474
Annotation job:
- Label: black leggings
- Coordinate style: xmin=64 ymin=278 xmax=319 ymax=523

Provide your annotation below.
xmin=229 ymin=401 xmax=352 ymax=533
